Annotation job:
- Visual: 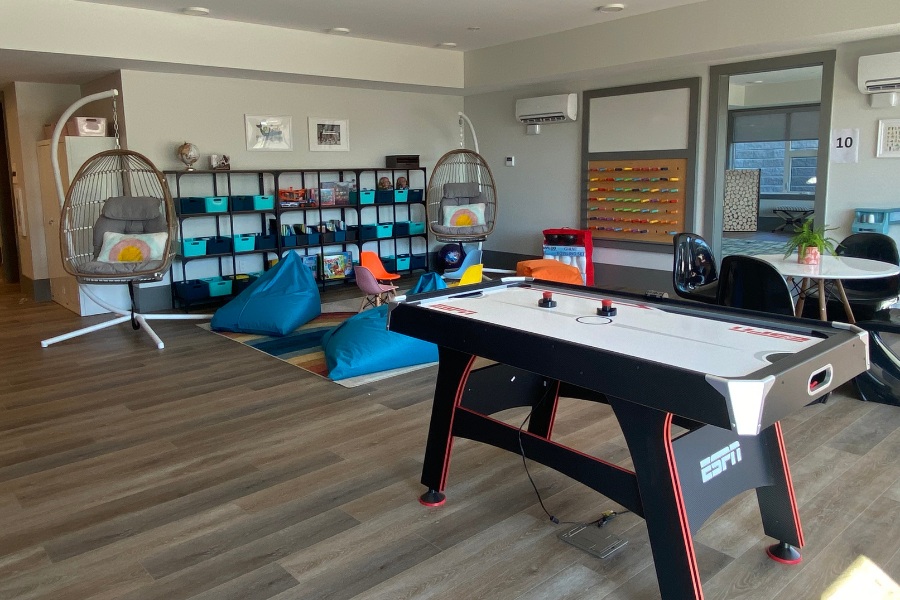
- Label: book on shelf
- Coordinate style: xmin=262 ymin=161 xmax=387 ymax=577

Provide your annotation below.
xmin=321 ymin=251 xmax=353 ymax=280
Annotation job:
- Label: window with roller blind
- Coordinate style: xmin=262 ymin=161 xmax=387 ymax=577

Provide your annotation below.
xmin=728 ymin=105 xmax=819 ymax=198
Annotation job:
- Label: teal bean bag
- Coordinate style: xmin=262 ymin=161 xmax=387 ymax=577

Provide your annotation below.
xmin=322 ymin=305 xmax=438 ymax=380
xmin=211 ymin=251 xmax=321 ymax=335
xmin=408 ymin=271 xmax=447 ymax=294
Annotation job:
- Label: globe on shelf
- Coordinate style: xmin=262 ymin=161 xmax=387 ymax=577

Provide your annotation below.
xmin=176 ymin=142 xmax=199 ymax=171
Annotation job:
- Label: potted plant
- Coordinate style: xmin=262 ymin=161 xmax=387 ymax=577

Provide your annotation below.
xmin=783 ymin=218 xmax=839 ymax=265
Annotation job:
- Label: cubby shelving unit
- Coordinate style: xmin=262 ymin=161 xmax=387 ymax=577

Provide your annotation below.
xmin=165 ymin=166 xmax=428 ymax=307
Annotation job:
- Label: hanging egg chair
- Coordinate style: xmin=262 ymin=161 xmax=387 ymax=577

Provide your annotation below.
xmin=426 ymin=148 xmax=497 ymax=243
xmin=426 ymin=113 xmax=498 ymax=244
xmin=41 ymin=89 xmax=211 ymax=350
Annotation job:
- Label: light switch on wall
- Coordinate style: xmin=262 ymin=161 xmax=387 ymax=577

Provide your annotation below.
xmin=505 ymin=156 xmax=515 ymax=167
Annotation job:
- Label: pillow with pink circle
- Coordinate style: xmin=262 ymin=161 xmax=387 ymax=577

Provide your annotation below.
xmin=442 ymin=203 xmax=485 ymax=227
xmin=97 ymin=231 xmax=167 ymax=262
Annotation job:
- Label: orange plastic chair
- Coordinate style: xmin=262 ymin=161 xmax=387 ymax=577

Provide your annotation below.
xmin=354 ymin=266 xmax=397 ymax=311
xmin=360 ymin=251 xmax=400 ymax=282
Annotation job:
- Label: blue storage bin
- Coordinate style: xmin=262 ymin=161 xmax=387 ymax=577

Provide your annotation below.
xmin=409 ymin=221 xmax=427 ymax=235
xmin=233 ymin=234 xmax=256 ymax=252
xmin=204 ymin=196 xmax=228 ymax=213
xmin=393 ymin=221 xmax=411 ymax=236
xmin=382 ymin=256 xmax=397 ymax=272
xmin=254 ymin=234 xmax=277 ymax=250
xmin=231 ymin=195 xmax=274 ymax=211
xmin=281 ymin=234 xmax=298 ymax=247
xmin=320 ymin=232 xmax=335 ymax=244
xmin=408 ymin=189 xmax=424 ymax=203
xmin=226 ymin=274 xmax=257 ymax=293
xmin=177 ymin=238 xmax=207 ymax=257
xmin=360 ymin=224 xmax=393 ymax=240
xmin=174 ymin=279 xmax=210 ymax=302
xmin=333 ymin=230 xmax=346 ymax=243
xmin=375 ymin=190 xmax=393 ymax=204
xmin=359 ymin=190 xmax=375 ymax=205
xmin=394 ymin=189 xmax=409 ymax=203
xmin=396 ymin=254 xmax=411 ymax=270
xmin=178 ymin=197 xmax=206 ymax=215
xmin=204 ymin=235 xmax=233 ymax=255
xmin=345 ymin=226 xmax=359 ymax=242
xmin=411 ymin=253 xmax=428 ymax=270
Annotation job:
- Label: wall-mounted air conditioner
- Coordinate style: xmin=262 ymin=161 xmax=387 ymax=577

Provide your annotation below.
xmin=515 ymin=93 xmax=577 ymax=124
xmin=858 ymin=52 xmax=900 ymax=93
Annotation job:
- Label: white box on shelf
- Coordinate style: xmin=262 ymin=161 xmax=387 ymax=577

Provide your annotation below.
xmin=66 ymin=117 xmax=107 ymax=137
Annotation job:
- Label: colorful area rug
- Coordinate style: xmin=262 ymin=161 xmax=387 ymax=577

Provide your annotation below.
xmin=198 ymin=311 xmax=435 ymax=388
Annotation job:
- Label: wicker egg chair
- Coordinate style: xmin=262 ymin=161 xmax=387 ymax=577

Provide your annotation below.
xmin=41 ymin=89 xmax=211 ymax=350
xmin=426 ymin=148 xmax=498 ymax=244
xmin=427 ymin=114 xmax=513 ymax=278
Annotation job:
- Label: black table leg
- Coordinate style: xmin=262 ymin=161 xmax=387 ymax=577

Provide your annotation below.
xmin=609 ymin=397 xmax=704 ymax=600
xmin=756 ymin=422 xmax=804 ymax=563
xmin=419 ymin=347 xmax=476 ymax=506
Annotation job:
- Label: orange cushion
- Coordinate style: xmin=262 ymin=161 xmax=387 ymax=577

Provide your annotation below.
xmin=516 ymin=259 xmax=584 ymax=285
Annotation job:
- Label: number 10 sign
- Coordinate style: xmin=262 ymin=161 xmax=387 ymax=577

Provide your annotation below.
xmin=831 ymin=128 xmax=859 ymax=163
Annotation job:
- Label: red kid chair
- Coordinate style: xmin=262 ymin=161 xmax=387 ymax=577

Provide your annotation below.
xmin=360 ymin=251 xmax=400 ymax=283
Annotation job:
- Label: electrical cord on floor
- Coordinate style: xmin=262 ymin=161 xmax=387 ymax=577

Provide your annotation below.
xmin=516 ymin=384 xmax=630 ymax=528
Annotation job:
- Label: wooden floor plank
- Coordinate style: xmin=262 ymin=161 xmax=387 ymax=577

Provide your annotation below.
xmin=2 ymin=280 xmax=900 ymax=599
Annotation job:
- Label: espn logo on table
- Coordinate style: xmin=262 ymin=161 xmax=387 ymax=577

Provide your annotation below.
xmin=700 ymin=441 xmax=742 ymax=483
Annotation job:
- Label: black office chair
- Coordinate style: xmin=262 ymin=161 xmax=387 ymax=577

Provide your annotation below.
xmin=852 ymin=320 xmax=900 ymax=406
xmin=836 ymin=233 xmax=900 ymax=320
xmin=673 ymin=233 xmax=719 ymax=304
xmin=716 ymin=255 xmax=796 ymax=317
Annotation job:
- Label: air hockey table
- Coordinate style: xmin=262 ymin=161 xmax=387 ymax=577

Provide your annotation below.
xmin=386 ymin=278 xmax=870 ymax=600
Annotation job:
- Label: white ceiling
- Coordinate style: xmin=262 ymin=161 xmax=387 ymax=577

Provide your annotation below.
xmin=75 ymin=0 xmax=710 ymax=52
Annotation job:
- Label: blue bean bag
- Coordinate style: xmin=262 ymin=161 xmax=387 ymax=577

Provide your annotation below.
xmin=322 ymin=305 xmax=438 ymax=380
xmin=211 ymin=252 xmax=321 ymax=335
xmin=408 ymin=272 xmax=447 ymax=294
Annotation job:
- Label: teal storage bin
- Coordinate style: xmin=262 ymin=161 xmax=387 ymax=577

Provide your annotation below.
xmin=204 ymin=196 xmax=228 ymax=213
xmin=409 ymin=221 xmax=426 ymax=235
xmin=230 ymin=195 xmax=272 ymax=211
xmin=376 ymin=223 xmax=393 ymax=238
xmin=253 ymin=195 xmax=275 ymax=211
xmin=396 ymin=254 xmax=411 ymax=270
xmin=177 ymin=238 xmax=207 ymax=257
xmin=201 ymin=276 xmax=233 ymax=297
xmin=394 ymin=189 xmax=409 ymax=202
xmin=359 ymin=189 xmax=375 ymax=205
xmin=233 ymin=234 xmax=256 ymax=252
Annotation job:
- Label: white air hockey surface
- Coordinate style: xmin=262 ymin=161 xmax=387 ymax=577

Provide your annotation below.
xmin=414 ymin=283 xmax=820 ymax=379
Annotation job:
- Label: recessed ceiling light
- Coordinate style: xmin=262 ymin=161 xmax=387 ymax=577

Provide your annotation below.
xmin=182 ymin=6 xmax=210 ymax=16
xmin=328 ymin=27 xmax=351 ymax=34
xmin=597 ymin=3 xmax=626 ymax=12
xmin=438 ymin=42 xmax=458 ymax=48
xmin=751 ymin=80 xmax=765 ymax=84
xmin=467 ymin=27 xmax=481 ymax=31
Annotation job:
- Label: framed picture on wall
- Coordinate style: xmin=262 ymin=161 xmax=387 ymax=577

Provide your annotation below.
xmin=876 ymin=119 xmax=900 ymax=158
xmin=245 ymin=115 xmax=293 ymax=151
xmin=308 ymin=118 xmax=349 ymax=152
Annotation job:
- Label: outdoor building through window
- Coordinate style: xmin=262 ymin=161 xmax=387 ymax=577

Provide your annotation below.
xmin=728 ymin=106 xmax=819 ymax=197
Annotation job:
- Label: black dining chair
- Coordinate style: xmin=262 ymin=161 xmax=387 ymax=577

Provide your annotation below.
xmin=835 ymin=233 xmax=900 ymax=319
xmin=673 ymin=233 xmax=719 ymax=304
xmin=716 ymin=255 xmax=796 ymax=317
xmin=853 ymin=320 xmax=900 ymax=407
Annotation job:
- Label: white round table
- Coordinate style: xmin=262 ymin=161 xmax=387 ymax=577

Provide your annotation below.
xmin=755 ymin=253 xmax=900 ymax=322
